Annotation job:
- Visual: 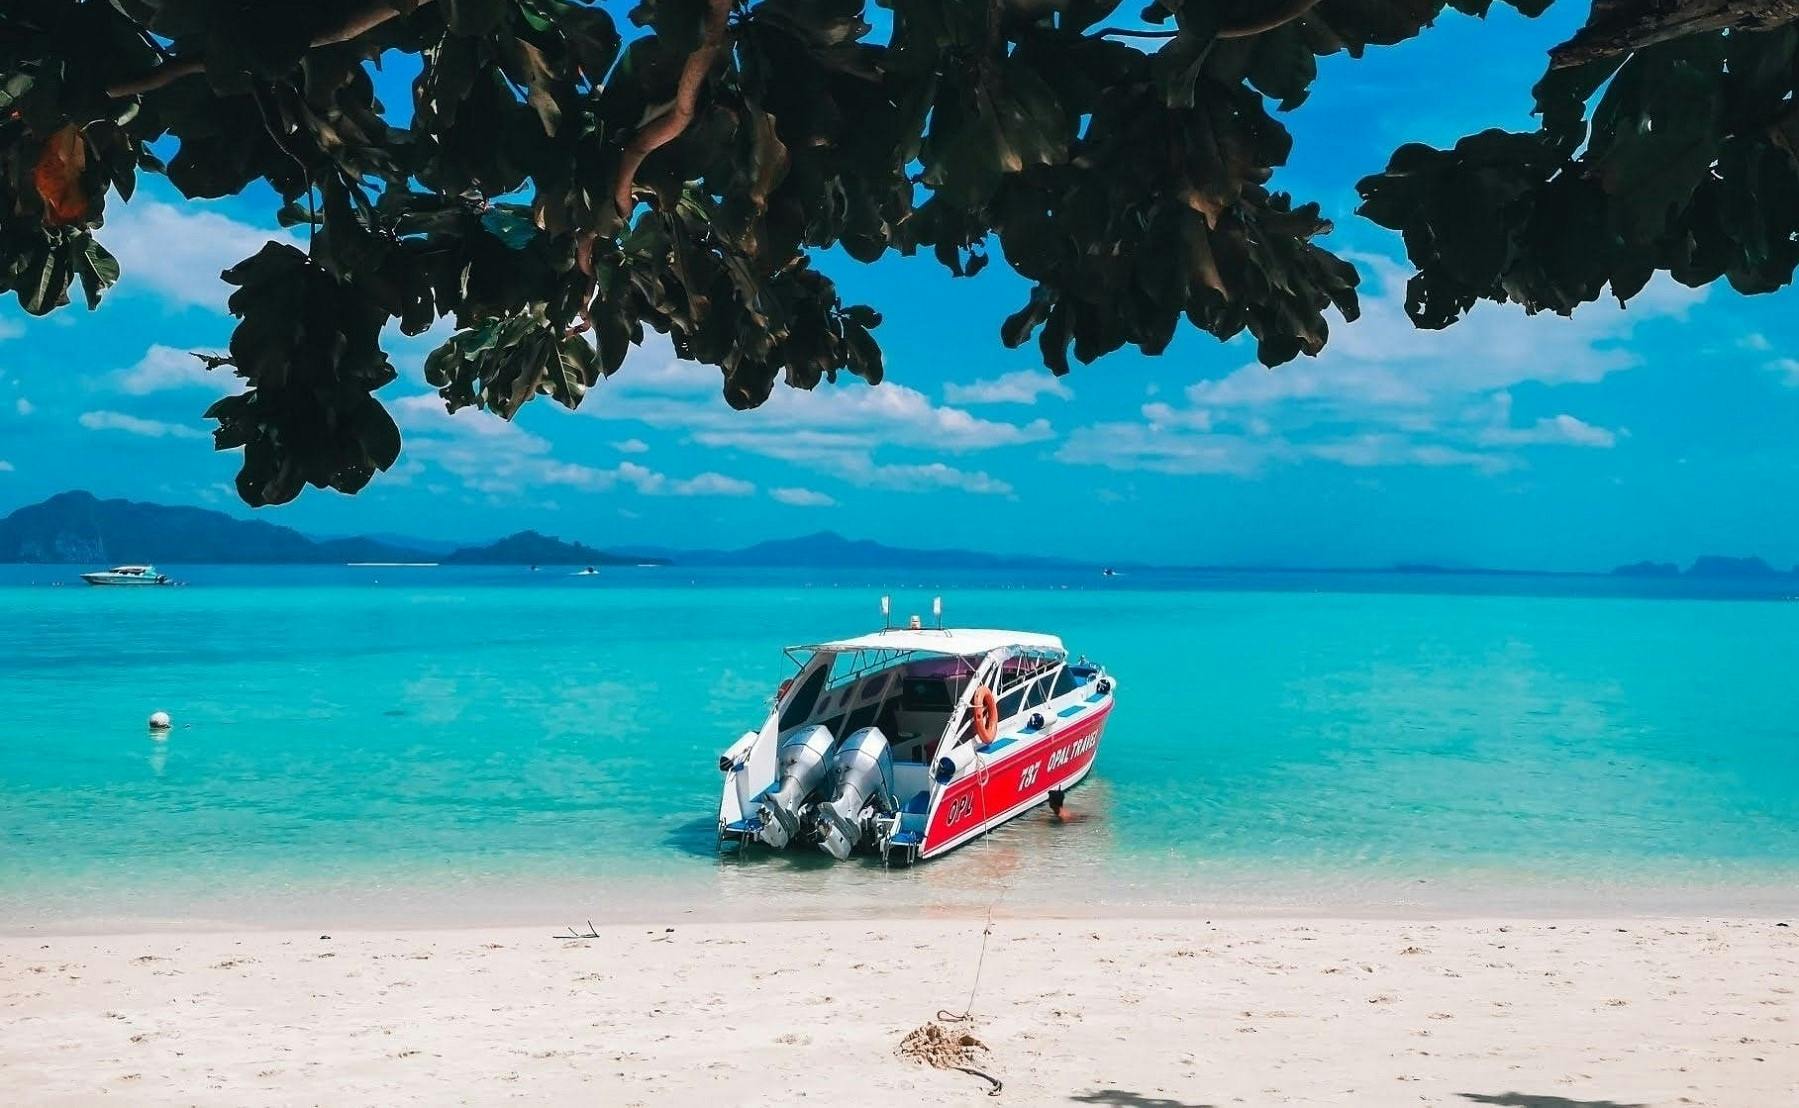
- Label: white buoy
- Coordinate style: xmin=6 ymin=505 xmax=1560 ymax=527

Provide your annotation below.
xmin=148 ymin=711 xmax=172 ymax=732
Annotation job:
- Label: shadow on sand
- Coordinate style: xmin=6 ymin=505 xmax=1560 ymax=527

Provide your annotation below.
xmin=1460 ymin=1094 xmax=1648 ymax=1108
xmin=1068 ymin=1092 xmax=1215 ymax=1108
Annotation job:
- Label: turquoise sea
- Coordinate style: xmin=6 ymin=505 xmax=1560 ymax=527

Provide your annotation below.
xmin=2 ymin=565 xmax=1796 ymax=928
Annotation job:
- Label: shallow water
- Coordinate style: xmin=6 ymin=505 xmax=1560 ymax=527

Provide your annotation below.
xmin=2 ymin=565 xmax=1796 ymax=927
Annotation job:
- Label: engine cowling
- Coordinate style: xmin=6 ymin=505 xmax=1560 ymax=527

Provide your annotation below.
xmin=814 ymin=727 xmax=895 ymax=860
xmin=757 ymin=724 xmax=834 ymax=849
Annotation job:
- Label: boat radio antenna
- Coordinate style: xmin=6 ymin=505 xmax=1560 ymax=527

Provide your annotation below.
xmin=880 ymin=594 xmax=891 ymax=630
xmin=933 ymin=596 xmax=943 ymax=629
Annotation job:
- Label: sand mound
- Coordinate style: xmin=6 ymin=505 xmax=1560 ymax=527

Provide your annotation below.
xmin=897 ymin=1021 xmax=988 ymax=1069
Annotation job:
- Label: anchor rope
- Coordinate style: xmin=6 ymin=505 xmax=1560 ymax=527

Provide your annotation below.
xmin=930 ymin=744 xmax=1005 ymax=1095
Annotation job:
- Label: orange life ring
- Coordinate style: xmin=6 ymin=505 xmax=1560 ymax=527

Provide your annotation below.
xmin=970 ymin=685 xmax=999 ymax=744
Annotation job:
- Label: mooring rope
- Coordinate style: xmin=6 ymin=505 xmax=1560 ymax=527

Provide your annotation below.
xmin=928 ymin=746 xmax=1005 ymax=1095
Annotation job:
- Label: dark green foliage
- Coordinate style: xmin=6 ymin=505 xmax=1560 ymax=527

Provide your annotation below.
xmin=206 ymin=241 xmax=402 ymax=505
xmin=1 ymin=0 xmax=1790 ymax=504
xmin=1357 ymin=23 xmax=1799 ymax=327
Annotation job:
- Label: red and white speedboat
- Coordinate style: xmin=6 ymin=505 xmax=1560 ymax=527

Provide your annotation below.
xmin=716 ymin=612 xmax=1116 ymax=864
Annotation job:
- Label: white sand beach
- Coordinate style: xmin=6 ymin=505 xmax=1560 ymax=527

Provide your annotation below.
xmin=3 ymin=915 xmax=1794 ymax=1106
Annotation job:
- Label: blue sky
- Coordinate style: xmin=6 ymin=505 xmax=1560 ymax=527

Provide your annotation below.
xmin=2 ymin=5 xmax=1797 ymax=569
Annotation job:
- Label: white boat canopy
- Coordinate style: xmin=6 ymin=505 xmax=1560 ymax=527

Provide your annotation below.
xmin=790 ymin=627 xmax=1065 ymax=658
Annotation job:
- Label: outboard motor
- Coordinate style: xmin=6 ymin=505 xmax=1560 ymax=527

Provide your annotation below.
xmin=814 ymin=727 xmax=895 ymax=860
xmin=757 ymin=725 xmax=834 ymax=849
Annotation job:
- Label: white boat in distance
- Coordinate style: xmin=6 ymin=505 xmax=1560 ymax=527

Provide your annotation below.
xmin=717 ymin=605 xmax=1116 ymax=865
xmin=79 ymin=565 xmax=172 ymax=586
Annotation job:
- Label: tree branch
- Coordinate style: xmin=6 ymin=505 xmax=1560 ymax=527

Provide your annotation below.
xmin=1549 ymin=0 xmax=1799 ymax=68
xmin=612 ymin=0 xmax=733 ymax=221
xmin=106 ymin=0 xmax=438 ymax=98
xmin=1217 ymin=0 xmax=1322 ymax=39
xmin=106 ymin=59 xmax=204 ymax=98
xmin=1093 ymin=0 xmax=1323 ymax=43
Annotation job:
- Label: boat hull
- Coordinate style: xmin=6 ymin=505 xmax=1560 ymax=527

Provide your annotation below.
xmin=919 ymin=699 xmax=1112 ymax=859
xmin=80 ymin=574 xmax=167 ymax=586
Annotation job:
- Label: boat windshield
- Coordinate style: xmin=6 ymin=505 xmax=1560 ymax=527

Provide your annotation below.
xmin=778 ymin=649 xmax=984 ymax=764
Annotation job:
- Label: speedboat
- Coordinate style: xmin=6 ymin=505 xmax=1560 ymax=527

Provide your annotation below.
xmin=79 ymin=565 xmax=171 ymax=586
xmin=716 ymin=604 xmax=1116 ymax=864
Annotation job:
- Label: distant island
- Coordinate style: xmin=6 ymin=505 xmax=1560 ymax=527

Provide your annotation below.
xmin=441 ymin=530 xmax=628 ymax=566
xmin=1684 ymin=555 xmax=1784 ymax=578
xmin=0 ymin=494 xmax=1096 ymax=570
xmin=644 ymin=531 xmax=1091 ymax=571
xmin=0 ymin=492 xmax=652 ymax=566
xmin=3 ymin=492 xmax=1797 ymax=577
xmin=1611 ymin=556 xmax=1797 ymax=579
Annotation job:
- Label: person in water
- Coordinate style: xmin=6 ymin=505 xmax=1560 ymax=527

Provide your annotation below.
xmin=1047 ymin=791 xmax=1087 ymax=824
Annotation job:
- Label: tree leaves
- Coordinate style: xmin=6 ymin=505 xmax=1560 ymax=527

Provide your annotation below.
xmin=17 ymin=0 xmax=1785 ymax=511
xmin=1589 ymin=35 xmax=1728 ymax=241
xmin=1360 ymin=17 xmax=1799 ymax=326
xmin=443 ymin=0 xmax=510 ymax=37
xmin=920 ymin=57 xmax=1073 ymax=208
xmin=424 ymin=311 xmax=602 ymax=417
xmin=209 ymin=241 xmax=402 ymax=506
xmin=74 ymin=236 xmax=121 ymax=310
xmin=33 ymin=125 xmax=91 ymax=226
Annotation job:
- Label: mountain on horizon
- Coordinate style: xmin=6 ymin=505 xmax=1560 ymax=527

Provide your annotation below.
xmin=0 ymin=492 xmax=640 ymax=566
xmin=677 ymin=530 xmax=1095 ymax=570
xmin=0 ymin=494 xmax=1098 ymax=569
xmin=1610 ymin=556 xmax=1795 ymax=578
xmin=443 ymin=530 xmax=645 ymax=566
xmin=1684 ymin=555 xmax=1786 ymax=578
xmin=7 ymin=492 xmax=1795 ymax=576
xmin=0 ymin=491 xmax=425 ymax=565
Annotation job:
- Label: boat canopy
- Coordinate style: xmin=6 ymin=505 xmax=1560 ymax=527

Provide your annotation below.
xmin=790 ymin=627 xmax=1065 ymax=659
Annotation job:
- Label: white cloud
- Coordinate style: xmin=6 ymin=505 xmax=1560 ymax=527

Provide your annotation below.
xmin=393 ymin=393 xmax=522 ymax=440
xmin=1142 ymin=402 xmax=1214 ymax=433
xmin=653 ymin=469 xmax=756 ymax=497
xmin=1307 ymin=434 xmax=1517 ymax=474
xmin=0 ymin=460 xmax=14 ymax=472
xmin=770 ymin=487 xmax=837 ymax=507
xmin=0 ymin=317 xmax=21 ymax=341
xmin=78 ymin=410 xmax=207 ymax=439
xmin=393 ymin=394 xmax=752 ymax=498
xmin=852 ymin=462 xmax=1014 ymax=496
xmin=395 ymin=397 xmax=620 ymax=494
xmin=114 ymin=344 xmax=234 ymax=394
xmin=1057 ymin=255 xmax=1694 ymax=476
xmin=1768 ymin=357 xmax=1799 ymax=387
xmin=612 ymin=438 xmax=650 ymax=454
xmin=103 ymin=199 xmax=296 ymax=311
xmin=1741 ymin=333 xmax=1772 ymax=352
xmin=944 ymin=370 xmax=1072 ymax=405
xmin=569 ymin=340 xmax=1044 ymax=497
xmin=14 ymin=397 xmax=31 ymax=416
xmin=588 ymin=344 xmax=1052 ymax=462
xmin=1477 ymin=413 xmax=1618 ymax=448
xmin=1058 ymin=423 xmax=1274 ymax=476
